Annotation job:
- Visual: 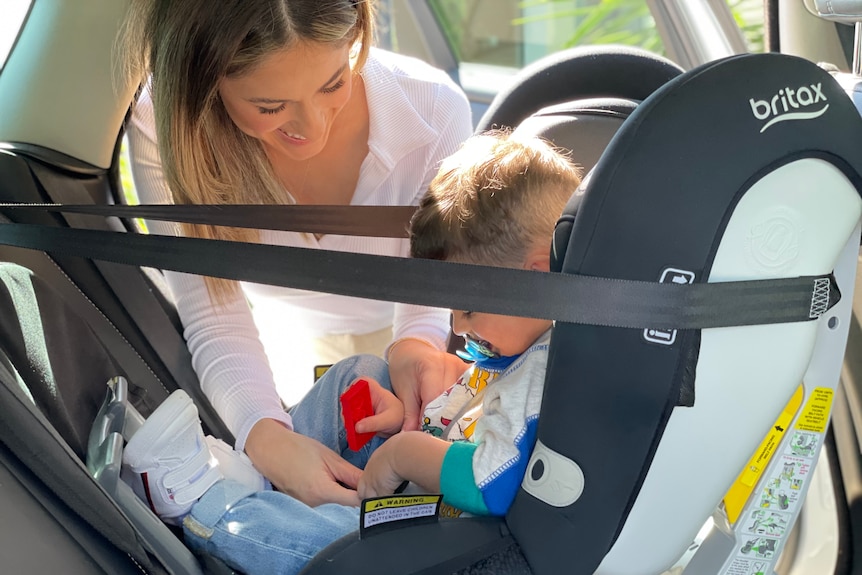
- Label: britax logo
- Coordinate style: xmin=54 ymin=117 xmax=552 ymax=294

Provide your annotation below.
xmin=749 ymin=83 xmax=829 ymax=133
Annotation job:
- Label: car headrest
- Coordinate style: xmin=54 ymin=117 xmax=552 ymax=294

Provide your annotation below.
xmin=515 ymin=97 xmax=638 ymax=173
xmin=477 ymin=44 xmax=683 ymax=132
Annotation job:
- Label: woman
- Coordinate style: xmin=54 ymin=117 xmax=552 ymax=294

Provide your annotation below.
xmin=123 ymin=0 xmax=471 ymax=507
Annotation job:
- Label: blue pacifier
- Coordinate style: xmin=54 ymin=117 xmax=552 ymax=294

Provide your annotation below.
xmin=456 ymin=336 xmax=499 ymax=362
xmin=456 ymin=336 xmax=518 ymax=370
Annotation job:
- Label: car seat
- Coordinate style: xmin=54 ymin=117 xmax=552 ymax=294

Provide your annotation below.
xmin=299 ymin=52 xmax=862 ymax=575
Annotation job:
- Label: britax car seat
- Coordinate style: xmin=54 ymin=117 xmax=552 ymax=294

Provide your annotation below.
xmin=300 ymin=52 xmax=862 ymax=575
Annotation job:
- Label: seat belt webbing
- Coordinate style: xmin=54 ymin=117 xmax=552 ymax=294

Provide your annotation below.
xmin=0 ymin=222 xmax=837 ymax=330
xmin=0 ymin=203 xmax=416 ymax=238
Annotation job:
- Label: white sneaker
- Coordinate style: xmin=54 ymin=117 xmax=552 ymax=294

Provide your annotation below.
xmin=123 ymin=390 xmax=223 ymax=525
xmin=205 ymin=436 xmax=269 ymax=492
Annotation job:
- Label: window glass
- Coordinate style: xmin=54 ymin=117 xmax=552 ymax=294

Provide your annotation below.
xmin=428 ymin=0 xmax=665 ymax=69
xmin=0 ymin=0 xmax=31 ymax=71
xmin=728 ymin=0 xmax=765 ymax=53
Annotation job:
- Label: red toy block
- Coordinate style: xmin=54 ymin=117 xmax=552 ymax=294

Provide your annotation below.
xmin=340 ymin=378 xmax=376 ymax=451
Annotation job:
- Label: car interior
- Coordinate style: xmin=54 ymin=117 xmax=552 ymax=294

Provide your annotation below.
xmin=1 ymin=1 xmax=862 ymax=575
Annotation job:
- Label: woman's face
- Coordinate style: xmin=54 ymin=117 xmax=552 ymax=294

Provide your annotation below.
xmin=219 ymin=40 xmax=355 ymax=162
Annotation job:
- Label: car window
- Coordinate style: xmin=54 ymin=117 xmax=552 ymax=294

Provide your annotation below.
xmin=410 ymin=0 xmax=763 ymax=109
xmin=0 ymin=0 xmax=31 ymax=71
xmin=428 ymin=0 xmax=665 ymax=70
xmin=731 ymin=0 xmax=765 ymax=53
xmin=428 ymin=0 xmax=763 ymax=68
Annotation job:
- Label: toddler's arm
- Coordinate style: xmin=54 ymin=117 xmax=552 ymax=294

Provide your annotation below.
xmin=357 ymin=431 xmax=449 ymax=498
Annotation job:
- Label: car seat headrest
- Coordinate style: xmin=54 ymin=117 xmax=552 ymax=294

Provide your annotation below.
xmin=550 ymin=181 xmax=585 ymax=274
xmin=510 ymin=97 xmax=637 ymax=273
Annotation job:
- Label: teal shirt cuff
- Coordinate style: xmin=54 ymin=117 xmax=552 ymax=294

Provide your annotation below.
xmin=439 ymin=442 xmax=490 ymax=515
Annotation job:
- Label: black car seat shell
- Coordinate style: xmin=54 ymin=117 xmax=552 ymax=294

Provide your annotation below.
xmin=521 ymin=52 xmax=862 ymax=574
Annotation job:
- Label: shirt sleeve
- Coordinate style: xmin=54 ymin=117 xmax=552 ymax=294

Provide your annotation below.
xmin=125 ymin=85 xmax=292 ymax=451
xmin=440 ymin=441 xmax=490 ymax=515
xmin=439 ymin=339 xmax=549 ymax=516
xmin=391 ymin=78 xmax=474 ymax=350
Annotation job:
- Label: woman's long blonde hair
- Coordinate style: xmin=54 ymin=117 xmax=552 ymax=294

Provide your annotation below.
xmin=122 ymin=0 xmax=375 ymax=302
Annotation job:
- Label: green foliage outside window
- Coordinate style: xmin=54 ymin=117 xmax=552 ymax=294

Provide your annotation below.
xmin=430 ymin=0 xmax=765 ymax=67
xmin=513 ymin=0 xmax=661 ymax=54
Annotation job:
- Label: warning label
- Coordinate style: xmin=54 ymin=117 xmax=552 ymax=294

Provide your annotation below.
xmin=359 ymin=494 xmax=443 ymax=536
xmin=722 ymin=386 xmax=802 ymax=523
xmin=720 ymin=385 xmax=833 ymax=575
xmin=724 ymin=557 xmax=770 ymax=575
xmin=362 ymin=495 xmax=441 ymax=512
xmin=363 ymin=503 xmax=438 ymax=528
xmin=795 ymin=387 xmax=833 ymax=433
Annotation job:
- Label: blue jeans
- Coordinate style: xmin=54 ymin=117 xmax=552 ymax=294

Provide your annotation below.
xmin=182 ymin=354 xmax=390 ymax=575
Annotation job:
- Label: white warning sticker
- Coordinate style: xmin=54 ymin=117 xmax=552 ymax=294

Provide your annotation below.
xmin=363 ymin=503 xmax=439 ymax=528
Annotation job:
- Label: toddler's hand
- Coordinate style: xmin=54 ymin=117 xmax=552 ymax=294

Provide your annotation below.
xmin=352 ymin=378 xmax=404 ymax=438
xmin=358 ymin=438 xmax=407 ymax=499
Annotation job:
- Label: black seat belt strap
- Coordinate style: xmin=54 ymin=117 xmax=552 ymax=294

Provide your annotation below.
xmin=0 ymin=222 xmax=838 ymax=330
xmin=0 ymin=204 xmax=416 ymax=238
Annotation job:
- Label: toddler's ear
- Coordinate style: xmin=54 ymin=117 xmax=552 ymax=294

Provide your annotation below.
xmin=524 ymin=244 xmax=551 ymax=273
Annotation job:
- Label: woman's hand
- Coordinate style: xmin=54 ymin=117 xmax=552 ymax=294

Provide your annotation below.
xmin=388 ymin=339 xmax=466 ymax=431
xmin=352 ymin=378 xmax=404 ymax=438
xmin=244 ymin=418 xmax=362 ymax=507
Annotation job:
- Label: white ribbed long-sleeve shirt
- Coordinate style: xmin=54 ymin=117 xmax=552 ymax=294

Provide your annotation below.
xmin=127 ymin=48 xmax=473 ymax=449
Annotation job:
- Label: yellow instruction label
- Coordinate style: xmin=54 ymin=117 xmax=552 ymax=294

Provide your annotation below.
xmin=722 ymin=385 xmax=803 ymax=524
xmin=313 ymin=364 xmax=332 ymax=382
xmin=795 ymin=387 xmax=834 ymax=433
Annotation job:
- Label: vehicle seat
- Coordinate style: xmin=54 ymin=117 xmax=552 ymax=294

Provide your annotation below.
xmin=0 ymin=262 xmax=125 ymax=458
xmin=0 ymin=148 xmax=233 ymax=444
xmin=300 ymin=52 xmax=862 ymax=575
xmin=0 ymin=261 xmax=236 ymax=574
xmin=514 ymin=97 xmax=638 ymax=176
xmin=476 ymin=45 xmax=683 ymax=132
